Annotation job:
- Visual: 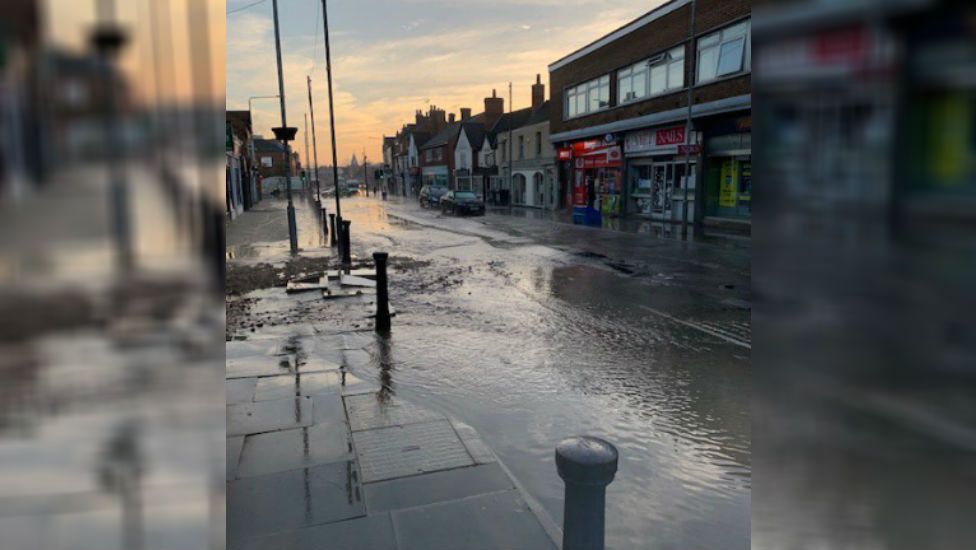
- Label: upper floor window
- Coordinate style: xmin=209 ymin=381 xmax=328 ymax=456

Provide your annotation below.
xmin=459 ymin=151 xmax=468 ymax=168
xmin=500 ymin=140 xmax=507 ymax=162
xmin=619 ymin=46 xmax=684 ymax=104
xmin=535 ymin=132 xmax=542 ymax=156
xmin=697 ymin=19 xmax=750 ymax=83
xmin=565 ymin=75 xmax=610 ymax=119
xmin=518 ymin=136 xmax=525 ymax=160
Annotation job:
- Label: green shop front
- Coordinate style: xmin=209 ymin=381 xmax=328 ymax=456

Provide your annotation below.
xmin=702 ymin=115 xmax=752 ymax=226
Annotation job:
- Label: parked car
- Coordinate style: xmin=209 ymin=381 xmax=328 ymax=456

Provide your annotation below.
xmin=440 ymin=191 xmax=485 ymax=216
xmin=419 ymin=184 xmax=448 ymax=208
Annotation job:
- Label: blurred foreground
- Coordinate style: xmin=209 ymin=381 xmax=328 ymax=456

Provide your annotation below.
xmin=754 ymin=1 xmax=976 ymax=548
xmin=0 ymin=0 xmax=225 ymax=549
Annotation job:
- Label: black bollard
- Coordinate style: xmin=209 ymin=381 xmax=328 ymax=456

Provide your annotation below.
xmin=373 ymin=252 xmax=391 ymax=332
xmin=321 ymin=206 xmax=329 ymax=238
xmin=341 ymin=220 xmax=352 ymax=268
xmin=329 ymin=214 xmax=337 ymax=247
xmin=555 ymin=436 xmax=618 ymax=550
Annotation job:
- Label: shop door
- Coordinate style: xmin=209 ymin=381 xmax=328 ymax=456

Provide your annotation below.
xmin=650 ymin=164 xmax=673 ymax=217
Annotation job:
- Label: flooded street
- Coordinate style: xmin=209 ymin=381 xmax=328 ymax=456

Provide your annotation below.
xmin=228 ymin=195 xmax=751 ymax=549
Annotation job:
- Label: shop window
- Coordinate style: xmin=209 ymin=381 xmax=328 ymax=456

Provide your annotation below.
xmin=618 ymin=46 xmax=684 ymax=104
xmin=565 ymin=75 xmax=611 ymax=119
xmin=697 ymin=19 xmax=751 ymax=84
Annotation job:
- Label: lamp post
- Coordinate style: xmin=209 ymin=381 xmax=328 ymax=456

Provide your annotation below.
xmin=320 ymin=0 xmax=345 ymax=255
xmin=271 ymin=0 xmax=298 ymax=255
xmin=307 ymin=76 xmax=321 ymax=204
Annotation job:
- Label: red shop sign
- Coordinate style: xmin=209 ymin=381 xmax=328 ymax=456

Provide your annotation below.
xmin=677 ymin=144 xmax=700 ymax=155
xmin=557 ymin=148 xmax=572 ymax=161
xmin=656 ymin=126 xmax=685 ymax=146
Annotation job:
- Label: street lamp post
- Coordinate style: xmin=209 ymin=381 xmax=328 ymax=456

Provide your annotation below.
xmin=363 ymin=152 xmax=368 ymax=197
xmin=91 ymin=0 xmax=132 ymax=273
xmin=271 ymin=0 xmax=299 ymax=255
xmin=307 ymin=76 xmax=321 ymax=204
xmin=320 ymin=0 xmax=346 ymax=256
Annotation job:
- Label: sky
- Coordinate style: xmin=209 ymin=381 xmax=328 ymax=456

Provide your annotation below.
xmin=226 ymin=0 xmax=667 ymax=169
xmin=44 ymin=0 xmax=225 ymax=102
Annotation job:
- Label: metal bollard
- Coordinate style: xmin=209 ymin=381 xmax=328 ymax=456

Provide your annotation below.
xmin=555 ymin=436 xmax=618 ymax=550
xmin=341 ymin=220 xmax=352 ymax=267
xmin=321 ymin=207 xmax=329 ymax=238
xmin=373 ymin=252 xmax=391 ymax=332
xmin=329 ymin=214 xmax=337 ymax=247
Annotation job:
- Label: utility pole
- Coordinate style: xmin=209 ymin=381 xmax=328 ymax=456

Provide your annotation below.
xmin=271 ymin=0 xmax=299 ymax=255
xmin=304 ymin=112 xmax=311 ymax=195
xmin=320 ymin=0 xmax=345 ymax=254
xmin=363 ymin=152 xmax=368 ymax=197
xmin=307 ymin=76 xmax=321 ymax=203
xmin=508 ymin=81 xmax=514 ymax=206
xmin=681 ymin=0 xmax=697 ymax=238
xmin=92 ymin=0 xmax=132 ymax=273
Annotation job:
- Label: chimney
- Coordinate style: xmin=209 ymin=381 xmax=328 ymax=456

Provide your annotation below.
xmin=460 ymin=107 xmax=471 ymax=121
xmin=531 ymin=73 xmax=545 ymax=109
xmin=449 ymin=113 xmax=456 ymax=123
xmin=484 ymin=89 xmax=504 ymax=129
xmin=429 ymin=106 xmax=446 ymax=131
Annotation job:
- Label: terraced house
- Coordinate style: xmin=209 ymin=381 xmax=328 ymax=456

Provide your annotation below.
xmin=549 ymin=0 xmax=751 ymax=234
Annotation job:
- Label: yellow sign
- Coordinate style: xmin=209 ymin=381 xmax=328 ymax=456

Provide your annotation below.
xmin=719 ymin=159 xmax=738 ymax=208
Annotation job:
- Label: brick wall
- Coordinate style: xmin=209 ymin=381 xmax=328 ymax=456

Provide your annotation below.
xmin=549 ymin=1 xmax=751 ymax=139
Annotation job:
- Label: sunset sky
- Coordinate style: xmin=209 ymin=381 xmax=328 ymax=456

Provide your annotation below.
xmin=226 ymin=0 xmax=666 ymax=169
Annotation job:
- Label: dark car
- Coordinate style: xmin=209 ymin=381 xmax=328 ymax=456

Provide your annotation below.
xmin=419 ymin=184 xmax=448 ymax=208
xmin=440 ymin=191 xmax=485 ymax=216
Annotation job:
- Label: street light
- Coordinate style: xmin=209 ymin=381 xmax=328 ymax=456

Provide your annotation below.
xmin=270 ymin=0 xmax=299 ymax=255
xmin=319 ymin=0 xmax=347 ymax=263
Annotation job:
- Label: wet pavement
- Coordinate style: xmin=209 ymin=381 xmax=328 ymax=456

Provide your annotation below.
xmin=226 ymin=194 xmax=750 ymax=549
xmin=226 ymin=331 xmax=557 ymax=550
xmin=0 ymin=162 xmax=225 ymax=550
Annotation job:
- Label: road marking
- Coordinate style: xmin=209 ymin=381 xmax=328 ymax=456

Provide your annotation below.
xmin=639 ymin=305 xmax=751 ymax=349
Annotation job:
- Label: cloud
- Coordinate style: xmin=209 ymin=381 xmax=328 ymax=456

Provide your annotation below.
xmin=227 ymin=0 xmax=666 ymax=164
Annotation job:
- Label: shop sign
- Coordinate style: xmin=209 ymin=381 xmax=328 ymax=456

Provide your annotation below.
xmin=677 ymin=144 xmax=700 ymax=155
xmin=719 ymin=158 xmax=738 ymax=208
xmin=557 ymin=148 xmax=572 ymax=161
xmin=572 ymin=146 xmax=622 ymax=169
xmin=570 ymin=139 xmax=604 ymax=156
xmin=625 ymin=125 xmax=687 ymax=154
xmin=656 ymin=126 xmax=685 ymax=146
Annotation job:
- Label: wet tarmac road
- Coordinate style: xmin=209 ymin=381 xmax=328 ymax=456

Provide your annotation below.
xmin=229 ymin=195 xmax=751 ymax=549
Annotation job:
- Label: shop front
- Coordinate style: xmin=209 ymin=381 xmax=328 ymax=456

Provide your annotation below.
xmin=623 ymin=124 xmax=699 ymax=223
xmin=421 ymin=165 xmax=449 ymax=188
xmin=702 ymin=115 xmax=751 ymax=223
xmin=561 ymin=139 xmax=624 ymax=224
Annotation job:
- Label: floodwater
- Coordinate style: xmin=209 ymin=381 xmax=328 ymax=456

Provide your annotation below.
xmin=236 ymin=196 xmax=751 ymax=549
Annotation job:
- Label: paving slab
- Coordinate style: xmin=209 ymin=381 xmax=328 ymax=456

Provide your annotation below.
xmin=253 ymin=371 xmax=341 ymax=402
xmin=237 ymin=424 xmax=353 ymax=478
xmin=365 ymin=463 xmax=513 ymax=513
xmin=227 ymin=355 xmax=295 ymax=379
xmin=227 ymin=436 xmax=244 ymax=481
xmin=391 ymin=489 xmax=557 ymax=550
xmin=227 ymin=396 xmax=313 ymax=437
xmin=344 ymin=393 xmax=444 ymax=432
xmin=352 ymin=420 xmax=474 ymax=483
xmin=227 ymin=378 xmax=257 ymax=404
xmin=234 ymin=513 xmax=397 ymax=550
xmin=226 ymin=340 xmax=274 ymax=360
xmin=342 ymin=349 xmax=372 ymax=369
xmin=312 ymin=393 xmax=346 ymax=424
xmin=338 ymin=372 xmax=382 ymax=396
xmin=227 ymin=460 xmax=365 ymax=545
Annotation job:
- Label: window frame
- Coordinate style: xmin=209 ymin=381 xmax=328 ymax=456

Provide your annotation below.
xmin=617 ymin=45 xmax=685 ymax=106
xmin=696 ymin=19 xmax=751 ymax=85
xmin=563 ymin=74 xmax=611 ymax=120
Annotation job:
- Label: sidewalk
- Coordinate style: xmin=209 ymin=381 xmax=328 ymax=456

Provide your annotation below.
xmin=225 ymin=200 xmax=559 ymax=550
xmin=226 ymin=329 xmax=558 ymax=550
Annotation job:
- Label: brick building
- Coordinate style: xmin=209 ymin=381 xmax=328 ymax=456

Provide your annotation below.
xmin=549 ymin=0 xmax=751 ymax=232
